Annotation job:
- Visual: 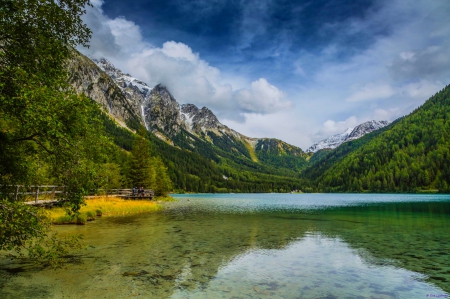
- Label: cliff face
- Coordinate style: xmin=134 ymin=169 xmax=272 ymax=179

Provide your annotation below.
xmin=67 ymin=53 xmax=141 ymax=127
xmin=91 ymin=57 xmax=151 ymax=128
xmin=145 ymin=84 xmax=184 ymax=137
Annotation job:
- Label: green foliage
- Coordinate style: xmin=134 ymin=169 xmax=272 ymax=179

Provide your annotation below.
xmin=96 ymin=163 xmax=124 ymax=192
xmin=129 ymin=127 xmax=155 ymax=188
xmin=306 ymin=84 xmax=450 ymax=193
xmin=101 ymin=115 xmax=309 ymax=193
xmin=26 ymin=233 xmax=84 ymax=267
xmin=0 ymin=200 xmax=48 ymax=252
xmin=255 ymin=139 xmax=308 ymax=171
xmin=85 ymin=211 xmax=96 ymax=221
xmin=0 ymin=0 xmax=101 ymax=263
xmin=153 ymin=157 xmax=173 ymax=196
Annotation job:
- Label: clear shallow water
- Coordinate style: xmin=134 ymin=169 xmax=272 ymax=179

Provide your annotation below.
xmin=1 ymin=193 xmax=449 ymax=298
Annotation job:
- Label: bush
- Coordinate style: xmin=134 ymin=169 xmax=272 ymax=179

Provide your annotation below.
xmin=85 ymin=211 xmax=96 ymax=221
xmin=55 ymin=215 xmax=74 ymax=225
xmin=75 ymin=214 xmax=86 ymax=225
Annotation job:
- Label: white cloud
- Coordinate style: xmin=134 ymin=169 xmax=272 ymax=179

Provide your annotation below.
xmin=346 ymin=83 xmax=395 ymax=102
xmin=78 ymin=3 xmax=291 ymax=122
xmin=235 ymin=78 xmax=291 ymax=114
xmin=106 ymin=17 xmax=148 ymax=55
xmin=401 ymin=80 xmax=443 ymax=100
xmin=372 ymin=108 xmax=400 ymax=121
xmin=223 ymin=111 xmax=312 ymax=148
xmin=90 ymin=0 xmax=104 ymax=8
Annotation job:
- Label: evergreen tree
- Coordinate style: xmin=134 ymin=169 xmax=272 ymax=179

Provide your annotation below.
xmin=129 ymin=127 xmax=155 ymax=188
xmin=153 ymin=157 xmax=173 ymax=196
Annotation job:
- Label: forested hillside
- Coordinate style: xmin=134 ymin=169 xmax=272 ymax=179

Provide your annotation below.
xmin=102 ymin=114 xmax=309 ymax=193
xmin=304 ymin=84 xmax=450 ymax=193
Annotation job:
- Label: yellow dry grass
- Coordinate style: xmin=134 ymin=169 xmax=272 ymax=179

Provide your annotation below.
xmin=47 ymin=196 xmax=162 ymax=224
xmin=243 ymin=140 xmax=259 ymax=162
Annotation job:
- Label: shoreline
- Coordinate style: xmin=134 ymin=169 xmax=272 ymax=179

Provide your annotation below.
xmin=46 ymin=196 xmax=171 ymax=225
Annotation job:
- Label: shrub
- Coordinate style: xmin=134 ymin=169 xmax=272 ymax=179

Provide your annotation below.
xmin=75 ymin=214 xmax=86 ymax=225
xmin=85 ymin=211 xmax=96 ymax=221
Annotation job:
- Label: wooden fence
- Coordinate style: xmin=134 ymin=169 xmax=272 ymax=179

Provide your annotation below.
xmin=88 ymin=189 xmax=155 ymax=200
xmin=9 ymin=185 xmax=64 ymax=203
xmin=8 ymin=186 xmax=154 ymax=205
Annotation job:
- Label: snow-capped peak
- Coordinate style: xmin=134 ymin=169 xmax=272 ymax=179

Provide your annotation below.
xmin=306 ymin=120 xmax=390 ymax=153
xmin=92 ymin=58 xmax=152 ymax=97
xmin=306 ymin=128 xmax=354 ymax=153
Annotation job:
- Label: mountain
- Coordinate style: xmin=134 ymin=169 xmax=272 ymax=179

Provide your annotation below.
xmin=89 ymin=56 xmax=308 ymax=170
xmin=306 ymin=128 xmax=354 ymax=153
xmin=68 ymin=53 xmax=141 ymax=129
xmin=69 ymin=51 xmax=450 ymax=194
xmin=304 ymin=84 xmax=450 ymax=193
xmin=346 ymin=120 xmax=390 ymax=141
xmin=68 ymin=52 xmax=310 ymax=193
xmin=306 ymin=120 xmax=389 ymax=153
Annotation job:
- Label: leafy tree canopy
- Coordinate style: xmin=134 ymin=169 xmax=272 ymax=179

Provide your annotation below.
xmin=0 ymin=0 xmax=103 ymax=263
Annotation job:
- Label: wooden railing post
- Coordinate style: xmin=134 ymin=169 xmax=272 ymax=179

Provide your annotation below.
xmin=14 ymin=185 xmax=20 ymax=201
xmin=35 ymin=186 xmax=39 ymax=203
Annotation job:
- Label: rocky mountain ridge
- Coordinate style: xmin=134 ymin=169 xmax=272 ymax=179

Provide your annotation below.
xmin=73 ymin=54 xmax=307 ymax=168
xmin=68 ymin=53 xmax=141 ymax=128
xmin=306 ymin=120 xmax=390 ymax=153
xmin=71 ymin=53 xmax=388 ymax=167
xmin=91 ymin=58 xmax=254 ymax=141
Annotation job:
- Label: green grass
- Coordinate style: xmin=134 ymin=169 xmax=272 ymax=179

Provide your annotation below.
xmin=48 ymin=196 xmax=163 ymax=225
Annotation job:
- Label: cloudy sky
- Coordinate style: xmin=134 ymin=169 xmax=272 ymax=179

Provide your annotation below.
xmin=79 ymin=0 xmax=450 ymax=149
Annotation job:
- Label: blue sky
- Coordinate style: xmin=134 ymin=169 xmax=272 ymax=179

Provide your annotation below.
xmin=80 ymin=0 xmax=450 ymax=149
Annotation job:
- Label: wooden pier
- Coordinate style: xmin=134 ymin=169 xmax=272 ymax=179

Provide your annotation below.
xmin=115 ymin=189 xmax=155 ymax=200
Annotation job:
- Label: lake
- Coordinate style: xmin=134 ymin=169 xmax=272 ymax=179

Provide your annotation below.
xmin=1 ymin=193 xmax=449 ymax=298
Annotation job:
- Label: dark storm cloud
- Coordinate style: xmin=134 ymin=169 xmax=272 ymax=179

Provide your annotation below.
xmin=99 ymin=0 xmax=380 ymax=68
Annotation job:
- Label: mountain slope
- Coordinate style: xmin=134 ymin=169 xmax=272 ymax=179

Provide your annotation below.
xmin=88 ymin=56 xmax=309 ymax=172
xmin=307 ymin=128 xmax=354 ymax=153
xmin=68 ymin=52 xmax=310 ymax=192
xmin=255 ymin=138 xmax=308 ymax=171
xmin=306 ymin=85 xmax=450 ymax=192
xmin=101 ymin=112 xmax=309 ymax=193
xmin=306 ymin=120 xmax=389 ymax=153
xmin=68 ymin=52 xmax=142 ymax=129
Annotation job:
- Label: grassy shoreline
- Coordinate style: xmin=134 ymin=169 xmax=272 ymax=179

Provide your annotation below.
xmin=46 ymin=196 xmax=168 ymax=225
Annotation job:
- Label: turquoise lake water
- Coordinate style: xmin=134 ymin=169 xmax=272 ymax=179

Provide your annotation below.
xmin=1 ymin=193 xmax=449 ymax=298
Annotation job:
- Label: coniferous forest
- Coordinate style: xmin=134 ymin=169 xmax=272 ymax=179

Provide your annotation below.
xmin=100 ymin=82 xmax=450 ymax=195
xmin=302 ymin=84 xmax=450 ymax=193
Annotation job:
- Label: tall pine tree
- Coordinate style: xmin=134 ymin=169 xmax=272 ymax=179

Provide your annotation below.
xmin=129 ymin=127 xmax=155 ymax=188
xmin=153 ymin=157 xmax=173 ymax=196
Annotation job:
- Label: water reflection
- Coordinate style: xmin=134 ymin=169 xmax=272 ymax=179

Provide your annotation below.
xmin=170 ymin=235 xmax=439 ymax=299
xmin=0 ymin=194 xmax=449 ymax=298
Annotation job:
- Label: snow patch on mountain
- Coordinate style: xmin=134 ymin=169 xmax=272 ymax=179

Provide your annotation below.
xmin=346 ymin=120 xmax=390 ymax=141
xmin=92 ymin=58 xmax=152 ymax=96
xmin=306 ymin=127 xmax=354 ymax=153
xmin=306 ymin=120 xmax=390 ymax=153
